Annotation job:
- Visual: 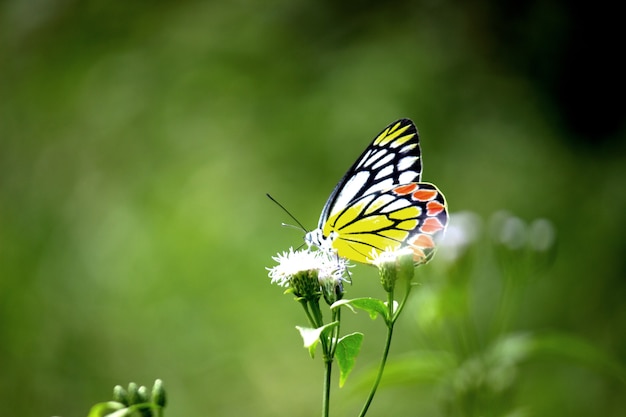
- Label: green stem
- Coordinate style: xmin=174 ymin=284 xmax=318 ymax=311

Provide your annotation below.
xmin=307 ymin=298 xmax=336 ymax=417
xmin=358 ymin=321 xmax=394 ymax=417
xmin=359 ymin=281 xmax=414 ymax=417
xmin=309 ymin=299 xmax=325 ymax=328
xmin=392 ymin=280 xmax=413 ymax=323
xmin=323 ymin=304 xmax=343 ymax=416
xmin=322 ymin=357 xmax=332 ymax=417
xmin=300 ymin=299 xmax=317 ymax=328
xmin=329 ymin=307 xmax=341 ymax=358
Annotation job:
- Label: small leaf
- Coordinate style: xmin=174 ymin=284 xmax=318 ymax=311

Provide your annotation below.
xmin=336 ymin=332 xmax=364 ymax=387
xmin=86 ymin=401 xmax=127 ymax=417
xmin=296 ymin=322 xmax=339 ymax=358
xmin=332 ymin=298 xmax=389 ymax=321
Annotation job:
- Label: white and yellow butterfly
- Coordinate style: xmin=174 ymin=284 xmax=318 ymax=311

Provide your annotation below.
xmin=305 ymin=119 xmax=448 ymax=265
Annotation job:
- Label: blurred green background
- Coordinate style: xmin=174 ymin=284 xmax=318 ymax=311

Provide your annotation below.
xmin=1 ymin=1 xmax=624 ymax=416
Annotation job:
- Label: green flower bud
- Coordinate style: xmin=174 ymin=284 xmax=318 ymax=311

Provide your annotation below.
xmin=379 ymin=258 xmax=398 ymax=293
xmin=370 ymin=247 xmax=415 ymax=293
xmin=112 ymin=385 xmax=129 ymax=406
xmin=396 ymin=249 xmax=415 ymax=283
xmin=320 ymin=275 xmax=344 ymax=305
xmin=152 ymin=379 xmax=167 ymax=407
xmin=137 ymin=385 xmax=150 ymax=403
xmin=127 ymin=382 xmax=139 ymax=405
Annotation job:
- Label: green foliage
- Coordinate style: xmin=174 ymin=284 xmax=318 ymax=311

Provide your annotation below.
xmin=296 ymin=322 xmax=339 ymax=358
xmin=336 ymin=333 xmax=364 ymax=387
xmin=332 ymin=298 xmax=390 ymax=322
xmin=88 ymin=380 xmax=166 ymax=417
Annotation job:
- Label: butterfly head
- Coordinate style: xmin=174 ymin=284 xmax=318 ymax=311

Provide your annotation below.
xmin=304 ymin=228 xmax=337 ymax=252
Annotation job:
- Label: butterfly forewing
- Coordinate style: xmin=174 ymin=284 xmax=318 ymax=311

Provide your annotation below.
xmin=318 ymin=119 xmax=422 ymax=227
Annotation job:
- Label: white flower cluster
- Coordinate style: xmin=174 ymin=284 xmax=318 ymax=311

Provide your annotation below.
xmin=267 ymin=247 xmax=350 ymax=288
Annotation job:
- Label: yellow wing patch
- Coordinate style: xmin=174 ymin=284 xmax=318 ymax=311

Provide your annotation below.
xmin=321 ymin=182 xmax=447 ymax=265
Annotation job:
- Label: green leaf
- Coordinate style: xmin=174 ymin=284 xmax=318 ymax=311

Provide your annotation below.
xmin=336 ymin=332 xmax=364 ymax=387
xmin=296 ymin=322 xmax=339 ymax=358
xmin=90 ymin=403 xmax=160 ymax=417
xmin=86 ymin=401 xmax=127 ymax=417
xmin=331 ymin=297 xmax=389 ymax=321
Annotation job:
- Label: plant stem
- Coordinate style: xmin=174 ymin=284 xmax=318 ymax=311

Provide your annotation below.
xmin=358 ymin=291 xmax=397 ymax=417
xmin=300 ymin=300 xmax=317 ymax=328
xmin=309 ymin=299 xmax=325 ymax=328
xmin=329 ymin=307 xmax=341 ymax=358
xmin=358 ymin=323 xmax=394 ymax=417
xmin=392 ymin=279 xmax=413 ymax=323
xmin=322 ymin=357 xmax=332 ymax=417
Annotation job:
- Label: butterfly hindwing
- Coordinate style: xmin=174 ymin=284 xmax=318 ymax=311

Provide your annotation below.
xmin=323 ymin=182 xmax=447 ymax=264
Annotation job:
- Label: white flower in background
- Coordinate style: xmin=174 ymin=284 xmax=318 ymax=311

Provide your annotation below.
xmin=438 ymin=211 xmax=482 ymax=262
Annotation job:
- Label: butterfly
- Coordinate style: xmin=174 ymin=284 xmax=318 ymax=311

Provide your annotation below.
xmin=305 ymin=118 xmax=448 ymax=265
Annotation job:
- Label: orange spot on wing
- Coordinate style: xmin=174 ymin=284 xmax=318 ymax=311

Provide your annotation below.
xmin=412 ymin=189 xmax=438 ymax=201
xmin=420 ymin=217 xmax=444 ymax=234
xmin=412 ymin=248 xmax=427 ymax=263
xmin=394 ymin=183 xmax=418 ymax=195
xmin=426 ymin=201 xmax=445 ymax=216
xmin=411 ymin=234 xmax=435 ymax=249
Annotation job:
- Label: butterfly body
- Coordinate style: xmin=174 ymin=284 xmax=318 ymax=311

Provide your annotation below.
xmin=305 ymin=119 xmax=448 ymax=265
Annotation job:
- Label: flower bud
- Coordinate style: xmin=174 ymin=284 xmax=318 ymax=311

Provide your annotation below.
xmin=127 ymin=382 xmax=140 ymax=405
xmin=151 ymin=379 xmax=167 ymax=408
xmin=320 ymin=275 xmax=344 ymax=305
xmin=112 ymin=385 xmax=129 ymax=406
xmin=137 ymin=385 xmax=150 ymax=403
xmin=396 ymin=249 xmax=415 ymax=282
xmin=370 ymin=247 xmax=415 ymax=292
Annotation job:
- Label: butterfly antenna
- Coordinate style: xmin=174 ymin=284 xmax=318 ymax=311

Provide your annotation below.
xmin=266 ymin=193 xmax=308 ymax=233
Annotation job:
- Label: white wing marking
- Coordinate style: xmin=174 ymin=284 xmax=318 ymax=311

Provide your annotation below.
xmin=361 ymin=149 xmax=387 ymax=168
xmin=362 ymin=178 xmax=394 ymax=196
xmin=400 ymin=143 xmax=418 ymax=154
xmin=371 ymin=153 xmax=394 ymax=170
xmin=380 ymin=198 xmax=412 ymax=213
xmin=399 ymin=171 xmax=419 ymax=183
xmin=328 ymin=171 xmax=370 ymax=218
xmin=398 ymin=156 xmax=419 ymax=171
xmin=374 ymin=164 xmax=394 ymax=180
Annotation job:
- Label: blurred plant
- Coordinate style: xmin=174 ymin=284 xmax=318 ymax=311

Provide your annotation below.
xmin=355 ymin=211 xmax=625 ymax=416
xmin=86 ymin=379 xmax=166 ymax=417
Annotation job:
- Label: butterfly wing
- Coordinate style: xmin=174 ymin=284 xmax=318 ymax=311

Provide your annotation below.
xmin=310 ymin=119 xmax=448 ymax=264
xmin=318 ymin=119 xmax=422 ymax=227
xmin=322 ymin=181 xmax=448 ymax=264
